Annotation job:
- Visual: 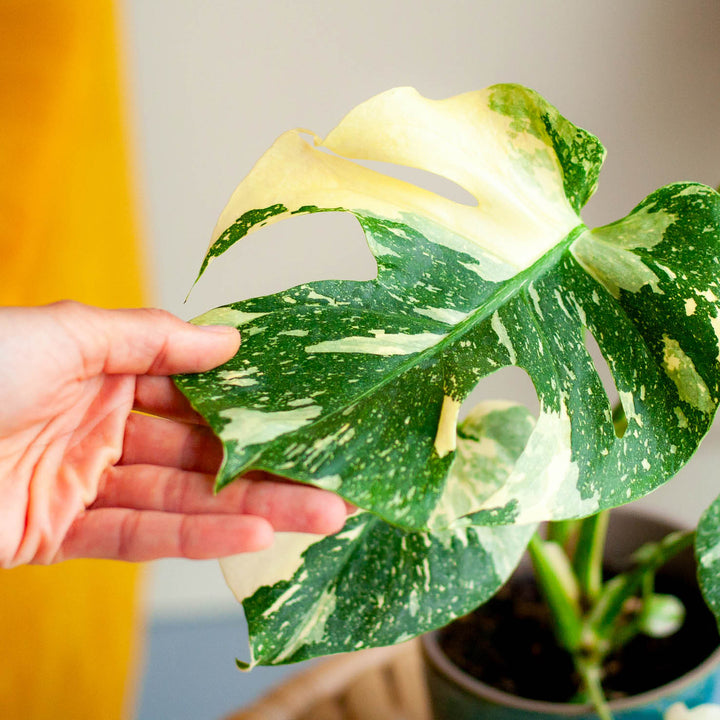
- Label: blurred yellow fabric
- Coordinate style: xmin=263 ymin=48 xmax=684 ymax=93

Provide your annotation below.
xmin=0 ymin=1 xmax=147 ymax=718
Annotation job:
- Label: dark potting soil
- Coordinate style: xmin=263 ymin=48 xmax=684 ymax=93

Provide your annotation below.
xmin=439 ymin=573 xmax=720 ymax=704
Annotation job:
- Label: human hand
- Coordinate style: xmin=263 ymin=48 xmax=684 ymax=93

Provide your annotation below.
xmin=0 ymin=302 xmax=347 ymax=567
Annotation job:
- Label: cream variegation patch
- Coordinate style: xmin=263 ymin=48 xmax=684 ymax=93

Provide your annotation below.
xmin=192 ymin=307 xmax=269 ymax=326
xmin=434 ymin=396 xmax=461 ymax=458
xmin=661 ymin=335 xmax=714 ymax=414
xmin=305 ymin=329 xmax=446 ymax=356
xmin=478 ymin=403 xmax=599 ymax=522
xmin=220 ymin=531 xmax=323 ymax=606
xmin=220 ymin=404 xmax=322 ymax=452
xmin=571 ymin=203 xmax=676 ymax=297
xmin=207 ymin=87 xmax=580 ymax=283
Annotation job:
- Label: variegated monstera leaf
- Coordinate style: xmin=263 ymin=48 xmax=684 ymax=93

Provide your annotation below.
xmin=175 ymin=84 xmax=720 ymax=663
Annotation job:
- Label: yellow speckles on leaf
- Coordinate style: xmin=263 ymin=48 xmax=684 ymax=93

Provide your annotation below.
xmin=619 ymin=390 xmax=643 ymax=428
xmin=273 ymin=587 xmax=338 ymax=663
xmin=662 ymin=335 xmax=714 ymax=414
xmin=527 ymin=283 xmax=544 ymax=319
xmin=685 ymin=298 xmax=697 ymax=316
xmin=434 ymin=395 xmax=461 ymax=458
xmin=414 ymin=306 xmax=469 ymax=325
xmin=664 ymin=351 xmax=681 ymax=373
xmin=641 ymin=459 xmax=651 ymax=471
xmin=314 ymin=474 xmax=343 ymax=491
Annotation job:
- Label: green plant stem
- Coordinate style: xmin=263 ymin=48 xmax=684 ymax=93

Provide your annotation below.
xmin=573 ymin=511 xmax=610 ymax=602
xmin=547 ymin=519 xmax=581 ymax=554
xmin=528 ymin=534 xmax=583 ymax=652
xmin=577 ymin=657 xmax=613 ymax=720
xmin=588 ymin=530 xmax=694 ymax=636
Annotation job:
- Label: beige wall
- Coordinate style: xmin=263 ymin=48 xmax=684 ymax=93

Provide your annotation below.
xmin=120 ymin=0 xmax=720 ymax=617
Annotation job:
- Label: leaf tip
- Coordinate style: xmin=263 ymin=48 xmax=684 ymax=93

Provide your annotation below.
xmin=235 ymin=658 xmax=252 ymax=671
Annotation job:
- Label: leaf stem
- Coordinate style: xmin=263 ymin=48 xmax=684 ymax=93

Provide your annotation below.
xmin=577 ymin=657 xmax=614 ymax=720
xmin=574 ymin=511 xmax=610 ymax=603
xmin=546 ymin=519 xmax=580 ymax=553
xmin=528 ymin=534 xmax=583 ymax=652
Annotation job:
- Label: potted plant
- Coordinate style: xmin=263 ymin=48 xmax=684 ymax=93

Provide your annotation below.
xmin=173 ymin=84 xmax=720 ymax=718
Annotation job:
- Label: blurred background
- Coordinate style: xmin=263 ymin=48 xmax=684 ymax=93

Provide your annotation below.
xmin=2 ymin=1 xmax=720 ymax=718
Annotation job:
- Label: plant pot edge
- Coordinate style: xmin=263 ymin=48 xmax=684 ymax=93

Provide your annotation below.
xmin=421 ymin=631 xmax=720 ymax=717
xmin=420 ymin=509 xmax=720 ymax=718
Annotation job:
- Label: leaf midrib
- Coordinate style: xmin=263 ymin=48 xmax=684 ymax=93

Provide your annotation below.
xmin=231 ymin=223 xmax=586 ymax=482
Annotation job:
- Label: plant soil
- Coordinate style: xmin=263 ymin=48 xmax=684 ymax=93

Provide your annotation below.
xmin=439 ymin=573 xmax=720 ymax=704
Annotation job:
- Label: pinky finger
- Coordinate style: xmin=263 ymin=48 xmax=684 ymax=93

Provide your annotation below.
xmin=56 ymin=509 xmax=274 ymax=562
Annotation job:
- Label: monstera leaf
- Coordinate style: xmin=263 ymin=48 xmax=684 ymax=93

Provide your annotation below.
xmin=221 ymin=402 xmax=536 ymax=667
xmin=175 ymin=84 xmax=720 ymax=664
xmin=177 ymin=84 xmax=720 ymax=530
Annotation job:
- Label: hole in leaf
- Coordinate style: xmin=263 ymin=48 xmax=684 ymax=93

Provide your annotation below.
xmin=353 ymin=159 xmax=479 ymax=207
xmin=186 ymin=210 xmax=378 ymax=315
xmin=583 ymin=328 xmax=624 ymax=438
xmin=314 ymin=144 xmax=478 ymax=208
xmin=459 ymin=365 xmax=540 ymax=423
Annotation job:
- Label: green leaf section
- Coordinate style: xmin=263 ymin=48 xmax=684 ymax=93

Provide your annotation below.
xmin=236 ymin=513 xmax=534 ymax=666
xmin=697 ymin=494 xmax=720 ymax=627
xmin=487 ymin=84 xmax=604 ymax=213
xmin=221 ymin=402 xmax=536 ymax=666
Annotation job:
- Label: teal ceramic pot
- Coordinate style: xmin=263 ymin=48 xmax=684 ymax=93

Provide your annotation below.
xmin=423 ymin=632 xmax=720 ymax=720
xmin=421 ymin=511 xmax=720 ymax=720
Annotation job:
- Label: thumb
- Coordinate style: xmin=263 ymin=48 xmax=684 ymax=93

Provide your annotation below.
xmin=50 ymin=301 xmax=241 ymax=377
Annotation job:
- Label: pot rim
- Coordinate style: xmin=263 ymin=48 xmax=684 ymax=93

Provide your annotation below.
xmin=422 ymin=631 xmax=720 ymax=715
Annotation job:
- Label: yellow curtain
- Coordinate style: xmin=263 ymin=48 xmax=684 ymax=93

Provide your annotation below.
xmin=0 ymin=1 xmax=147 ymax=718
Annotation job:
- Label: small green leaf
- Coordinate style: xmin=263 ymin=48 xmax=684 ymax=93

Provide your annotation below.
xmin=638 ymin=593 xmax=685 ymax=638
xmin=589 ymin=531 xmax=694 ymax=635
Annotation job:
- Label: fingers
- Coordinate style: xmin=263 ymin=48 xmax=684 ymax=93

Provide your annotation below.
xmin=95 ymin=465 xmax=349 ymax=535
xmin=57 ymin=509 xmax=275 ymax=562
xmin=134 ymin=376 xmax=207 ymax=423
xmin=61 ymin=467 xmax=349 ymax=562
xmin=49 ymin=301 xmax=240 ymax=377
xmin=121 ymin=412 xmax=222 ymax=474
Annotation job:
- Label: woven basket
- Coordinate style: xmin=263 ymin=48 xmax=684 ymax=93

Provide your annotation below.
xmin=222 ymin=639 xmax=431 ymax=720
